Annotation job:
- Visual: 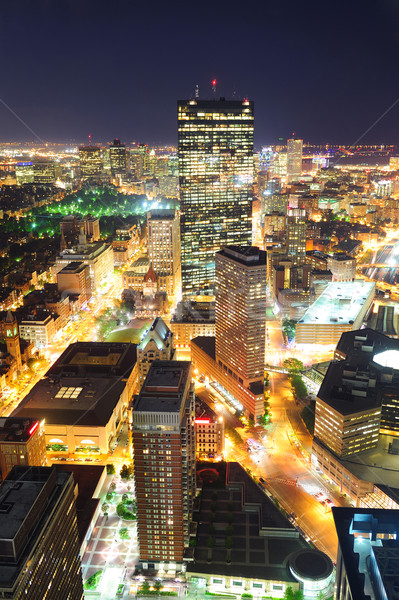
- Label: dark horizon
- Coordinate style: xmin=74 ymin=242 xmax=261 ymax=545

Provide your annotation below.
xmin=1 ymin=0 xmax=399 ymax=147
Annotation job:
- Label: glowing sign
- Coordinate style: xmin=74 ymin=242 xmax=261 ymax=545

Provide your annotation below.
xmin=28 ymin=421 xmax=39 ymax=436
xmin=195 ymin=419 xmax=211 ymax=424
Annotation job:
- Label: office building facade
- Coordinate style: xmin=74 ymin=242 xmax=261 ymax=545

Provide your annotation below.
xmin=0 ymin=466 xmax=83 ymax=600
xmin=56 ymin=261 xmax=92 ymax=303
xmin=312 ymin=329 xmax=399 ymax=504
xmin=109 ymin=138 xmax=128 ymax=176
xmin=54 ymin=241 xmax=114 ymax=292
xmin=178 ymin=99 xmax=254 ymax=297
xmin=79 ymin=145 xmax=103 ymax=179
xmin=286 ymin=207 xmax=306 ymax=265
xmin=147 ymin=209 xmax=181 ymax=298
xmin=287 ymin=139 xmax=303 ymax=182
xmin=132 ymin=361 xmax=196 ymax=570
xmin=215 ymin=246 xmax=267 ymax=418
xmin=0 ymin=417 xmax=47 ymax=479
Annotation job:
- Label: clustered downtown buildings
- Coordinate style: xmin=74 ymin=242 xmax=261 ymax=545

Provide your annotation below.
xmin=0 ymin=93 xmax=398 ymax=600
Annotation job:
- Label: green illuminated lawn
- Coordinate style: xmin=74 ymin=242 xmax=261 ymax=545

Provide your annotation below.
xmin=106 ymin=319 xmax=152 ymax=344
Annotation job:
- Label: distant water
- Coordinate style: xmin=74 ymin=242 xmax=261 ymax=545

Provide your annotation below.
xmin=328 ymin=154 xmax=391 ymax=167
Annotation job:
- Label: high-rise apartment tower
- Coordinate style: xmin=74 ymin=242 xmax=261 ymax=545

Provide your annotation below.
xmin=132 ymin=360 xmax=196 ymax=570
xmin=178 ymin=98 xmax=254 ymax=297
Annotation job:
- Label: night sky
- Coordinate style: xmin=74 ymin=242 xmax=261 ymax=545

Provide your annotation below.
xmin=1 ymin=0 xmax=399 ymax=146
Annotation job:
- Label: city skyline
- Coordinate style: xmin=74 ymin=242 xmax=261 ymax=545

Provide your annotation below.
xmin=1 ymin=2 xmax=399 ymax=594
xmin=1 ymin=1 xmax=399 ymax=145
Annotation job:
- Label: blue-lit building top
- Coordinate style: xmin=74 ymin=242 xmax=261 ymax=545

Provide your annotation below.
xmin=333 ymin=507 xmax=399 ymax=600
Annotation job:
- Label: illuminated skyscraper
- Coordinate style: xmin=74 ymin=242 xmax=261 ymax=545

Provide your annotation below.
xmin=79 ymin=145 xmax=103 ymax=179
xmin=109 ymin=138 xmax=128 ymax=176
xmin=178 ymin=98 xmax=254 ymax=297
xmin=215 ymin=246 xmax=267 ymax=419
xmin=287 ymin=138 xmax=303 ymax=181
xmin=0 ymin=466 xmax=83 ymax=600
xmin=147 ymin=208 xmax=181 ymax=298
xmin=33 ymin=159 xmax=57 ymax=184
xmin=286 ymin=207 xmax=306 ymax=264
xmin=132 ymin=360 xmax=196 ymax=569
xmin=15 ymin=162 xmax=34 ymax=185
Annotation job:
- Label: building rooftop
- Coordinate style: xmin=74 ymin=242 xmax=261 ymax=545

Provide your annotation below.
xmin=171 ymin=301 xmax=215 ymax=324
xmin=335 ymin=328 xmax=399 ymax=360
xmin=328 ymin=253 xmax=355 ymax=262
xmin=217 ymin=245 xmax=267 ymax=266
xmin=147 ymin=209 xmax=176 ymax=220
xmin=0 ymin=418 xmax=40 ymax=443
xmin=178 ymin=99 xmax=254 ymax=112
xmin=297 ymin=281 xmax=375 ymax=326
xmin=133 ymin=360 xmax=191 ymax=414
xmin=317 ymin=360 xmax=381 ymax=416
xmin=57 ymin=261 xmax=87 ymax=274
xmin=188 ymin=462 xmax=310 ymax=581
xmin=0 ymin=466 xmax=72 ymax=588
xmin=191 ymin=336 xmax=216 ymax=360
xmin=58 ymin=241 xmax=109 ymax=260
xmin=337 ymin=434 xmax=399 ymax=488
xmin=138 ymin=317 xmax=172 ymax=351
xmin=13 ymin=342 xmax=137 ymax=426
xmin=332 ymin=507 xmax=399 ymax=600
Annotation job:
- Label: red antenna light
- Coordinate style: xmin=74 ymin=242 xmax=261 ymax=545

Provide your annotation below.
xmin=212 ymin=79 xmax=217 ymax=95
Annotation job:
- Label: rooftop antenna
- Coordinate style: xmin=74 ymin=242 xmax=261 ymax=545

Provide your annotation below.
xmin=212 ymin=79 xmax=217 ymax=96
xmin=195 ymin=84 xmax=199 ymax=99
xmin=232 ymin=83 xmax=237 ymax=99
xmin=88 ymin=133 xmax=92 ymax=147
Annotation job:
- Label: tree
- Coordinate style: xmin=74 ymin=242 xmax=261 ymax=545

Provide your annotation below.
xmin=120 ymin=463 xmax=133 ymax=480
xmin=107 ymin=463 xmax=115 ymax=475
xmin=154 ymin=580 xmax=163 ymax=593
xmin=301 ymin=400 xmax=316 ymax=434
xmin=264 ymin=371 xmax=270 ymax=388
xmin=257 ymin=414 xmax=271 ymax=426
xmin=283 ymin=586 xmax=303 ymax=600
xmin=282 ymin=319 xmax=297 ymax=342
xmin=119 ymin=527 xmax=130 ymax=539
xmin=140 ymin=581 xmax=150 ymax=594
xmin=282 ymin=358 xmax=304 ymax=373
xmin=290 ymin=375 xmax=308 ymax=401
xmin=206 ymin=536 xmax=215 ymax=548
xmin=101 ymin=502 xmax=109 ymax=516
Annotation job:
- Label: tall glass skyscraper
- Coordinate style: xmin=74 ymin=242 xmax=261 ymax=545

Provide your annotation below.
xmin=287 ymin=138 xmax=303 ymax=182
xmin=178 ymin=98 xmax=254 ymax=297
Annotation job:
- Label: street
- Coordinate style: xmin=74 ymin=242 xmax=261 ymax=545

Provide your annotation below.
xmin=203 ymin=372 xmax=343 ymax=562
